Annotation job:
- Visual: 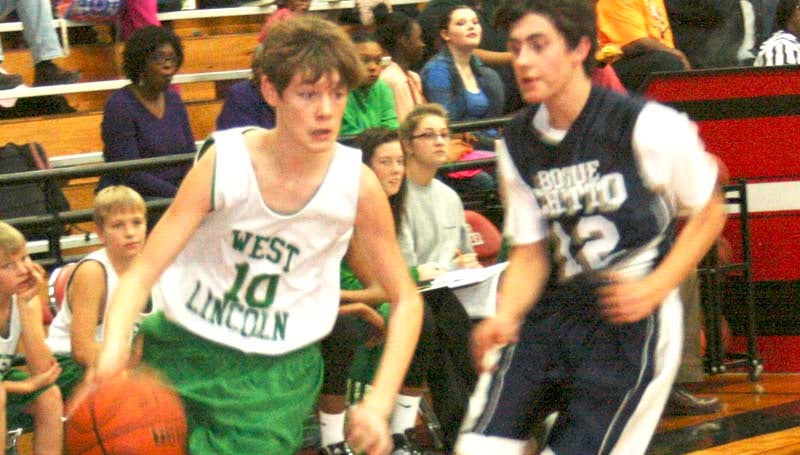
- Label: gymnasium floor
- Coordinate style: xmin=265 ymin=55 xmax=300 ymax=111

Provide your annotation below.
xmin=295 ymin=373 xmax=800 ymax=455
xmin=14 ymin=373 xmax=798 ymax=454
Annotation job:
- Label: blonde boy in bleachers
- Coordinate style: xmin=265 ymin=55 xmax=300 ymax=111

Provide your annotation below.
xmin=0 ymin=221 xmax=63 ymax=455
xmin=46 ymin=186 xmax=154 ymax=400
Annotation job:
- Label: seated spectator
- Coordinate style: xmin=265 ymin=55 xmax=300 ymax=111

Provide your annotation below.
xmin=0 ymin=0 xmax=80 ymax=89
xmin=340 ymin=33 xmax=398 ymax=137
xmin=374 ymin=4 xmax=427 ymax=122
xmin=754 ymin=0 xmax=800 ymax=66
xmin=420 ymin=5 xmax=504 ymax=142
xmin=216 ymin=44 xmax=275 ymax=130
xmin=666 ymin=0 xmax=745 ymax=68
xmin=46 ymin=186 xmax=157 ymax=399
xmin=0 ymin=221 xmax=63 ymax=454
xmin=120 ymin=0 xmax=162 ymax=41
xmin=420 ymin=5 xmax=503 ymax=193
xmin=98 ymin=26 xmax=194 ymax=205
xmin=318 ymin=128 xmax=435 ymax=455
xmin=417 ymin=0 xmax=522 ymax=113
xmin=257 ymin=0 xmax=310 ymax=43
xmin=398 ymin=103 xmax=481 ymax=450
xmin=597 ymin=0 xmax=691 ymax=93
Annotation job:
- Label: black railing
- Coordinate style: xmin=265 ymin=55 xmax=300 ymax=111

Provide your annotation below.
xmin=0 ymin=117 xmax=511 ymax=265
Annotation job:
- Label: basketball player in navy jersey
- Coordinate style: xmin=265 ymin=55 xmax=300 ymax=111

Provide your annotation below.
xmin=455 ymin=1 xmax=728 ymax=454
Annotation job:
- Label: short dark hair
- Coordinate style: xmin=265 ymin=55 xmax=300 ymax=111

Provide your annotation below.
xmin=496 ymin=0 xmax=596 ymax=75
xmin=373 ymin=4 xmax=417 ymax=56
xmin=773 ymin=0 xmax=800 ymax=32
xmin=123 ymin=26 xmax=184 ymax=84
xmin=356 ymin=127 xmax=406 ymax=232
xmin=261 ymin=16 xmax=364 ymax=94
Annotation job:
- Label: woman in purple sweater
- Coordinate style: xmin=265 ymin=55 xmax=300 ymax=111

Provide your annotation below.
xmin=99 ymin=26 xmax=194 ymax=200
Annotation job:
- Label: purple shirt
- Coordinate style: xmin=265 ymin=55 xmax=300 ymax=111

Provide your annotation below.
xmin=99 ymin=86 xmax=195 ymax=198
xmin=216 ymin=80 xmax=275 ymax=130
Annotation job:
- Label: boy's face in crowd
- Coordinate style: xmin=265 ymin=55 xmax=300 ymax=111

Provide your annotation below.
xmin=369 ymin=141 xmax=405 ymax=197
xmin=407 ymin=115 xmax=450 ymax=169
xmin=97 ymin=209 xmax=147 ymax=261
xmin=264 ymin=71 xmax=349 ymax=154
xmin=357 ymin=41 xmax=386 ymax=88
xmin=0 ymin=248 xmax=34 ymax=297
xmin=508 ymin=12 xmax=588 ymax=104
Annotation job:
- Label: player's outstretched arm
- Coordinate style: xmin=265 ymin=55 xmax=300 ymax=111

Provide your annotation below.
xmin=96 ymin=146 xmax=215 ymax=381
xmin=472 ymin=241 xmax=549 ymax=371
xmin=598 ymin=189 xmax=727 ymax=324
xmin=346 ymin=165 xmax=423 ymax=455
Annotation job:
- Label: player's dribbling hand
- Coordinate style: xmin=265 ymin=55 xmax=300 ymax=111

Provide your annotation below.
xmin=346 ymin=402 xmax=392 ymax=455
xmin=471 ymin=315 xmax=519 ymax=372
xmin=597 ymin=272 xmax=670 ymax=324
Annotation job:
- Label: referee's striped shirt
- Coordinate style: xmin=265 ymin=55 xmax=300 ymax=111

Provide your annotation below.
xmin=754 ymin=30 xmax=800 ymax=66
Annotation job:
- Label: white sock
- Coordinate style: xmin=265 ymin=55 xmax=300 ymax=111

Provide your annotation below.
xmin=390 ymin=394 xmax=422 ymax=434
xmin=319 ymin=411 xmax=346 ymax=447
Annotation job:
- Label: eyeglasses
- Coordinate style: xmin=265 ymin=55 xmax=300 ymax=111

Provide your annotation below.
xmin=149 ymin=52 xmax=179 ymax=66
xmin=411 ymin=131 xmax=451 ymax=141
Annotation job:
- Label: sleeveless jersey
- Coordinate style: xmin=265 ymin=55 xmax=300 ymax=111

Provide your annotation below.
xmin=45 ymin=249 xmax=159 ymax=355
xmin=0 ymin=296 xmax=21 ymax=375
xmin=152 ymin=128 xmax=362 ymax=355
xmin=503 ymin=87 xmax=677 ymax=300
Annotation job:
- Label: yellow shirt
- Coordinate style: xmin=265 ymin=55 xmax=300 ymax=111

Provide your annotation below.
xmin=597 ymin=0 xmax=674 ymax=49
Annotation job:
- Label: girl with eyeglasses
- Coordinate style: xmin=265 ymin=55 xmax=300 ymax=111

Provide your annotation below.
xmin=317 ymin=127 xmax=437 ymax=455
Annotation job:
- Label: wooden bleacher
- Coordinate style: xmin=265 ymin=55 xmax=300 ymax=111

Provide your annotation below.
xmin=0 ymin=2 xmax=428 ymax=262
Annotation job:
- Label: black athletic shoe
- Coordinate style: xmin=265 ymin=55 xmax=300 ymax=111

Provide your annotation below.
xmin=33 ymin=61 xmax=80 ymax=86
xmin=664 ymin=385 xmax=721 ymax=416
xmin=319 ymin=441 xmax=355 ymax=455
xmin=391 ymin=429 xmax=436 ymax=455
xmin=0 ymin=72 xmax=23 ymax=90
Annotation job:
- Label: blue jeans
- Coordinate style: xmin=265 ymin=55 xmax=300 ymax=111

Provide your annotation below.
xmin=0 ymin=0 xmax=64 ymax=64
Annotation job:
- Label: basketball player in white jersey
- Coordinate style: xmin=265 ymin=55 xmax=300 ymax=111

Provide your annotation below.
xmin=92 ymin=16 xmax=423 ymax=455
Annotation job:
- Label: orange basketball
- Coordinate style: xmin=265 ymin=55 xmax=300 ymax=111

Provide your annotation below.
xmin=66 ymin=372 xmax=188 ymax=455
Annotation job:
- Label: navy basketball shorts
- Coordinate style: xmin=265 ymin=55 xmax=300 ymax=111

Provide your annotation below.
xmin=456 ymin=290 xmax=683 ymax=455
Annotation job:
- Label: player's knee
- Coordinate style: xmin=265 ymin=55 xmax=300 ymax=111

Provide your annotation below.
xmin=36 ymin=386 xmax=63 ymax=415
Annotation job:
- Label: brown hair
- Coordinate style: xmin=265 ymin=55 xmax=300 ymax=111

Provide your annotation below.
xmin=260 ymin=16 xmax=365 ymax=94
xmin=398 ymin=103 xmax=449 ymax=142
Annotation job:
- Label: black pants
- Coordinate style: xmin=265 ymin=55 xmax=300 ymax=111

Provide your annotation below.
xmin=612 ymin=50 xmax=686 ymax=93
xmin=423 ymin=288 xmax=479 ymax=451
xmin=320 ymin=304 xmax=436 ymax=395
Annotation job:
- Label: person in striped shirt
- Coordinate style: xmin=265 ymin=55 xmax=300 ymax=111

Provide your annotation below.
xmin=754 ymin=0 xmax=800 ymax=66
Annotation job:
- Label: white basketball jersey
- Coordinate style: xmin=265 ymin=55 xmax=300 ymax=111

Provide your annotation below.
xmin=46 ymin=249 xmax=159 ymax=355
xmin=153 ymin=128 xmax=362 ymax=355
xmin=0 ymin=296 xmax=21 ymax=375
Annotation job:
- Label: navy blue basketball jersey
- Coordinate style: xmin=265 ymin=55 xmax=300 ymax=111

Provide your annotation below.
xmin=504 ymin=86 xmax=675 ymax=295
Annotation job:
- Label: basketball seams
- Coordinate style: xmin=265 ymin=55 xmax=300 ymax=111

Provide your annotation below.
xmin=90 ymin=393 xmax=111 ymax=455
xmin=66 ymin=373 xmax=187 ymax=455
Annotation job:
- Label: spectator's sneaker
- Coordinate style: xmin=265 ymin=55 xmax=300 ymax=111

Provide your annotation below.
xmin=319 ymin=441 xmax=355 ymax=455
xmin=0 ymin=72 xmax=23 ymax=91
xmin=33 ymin=61 xmax=80 ymax=86
xmin=391 ymin=430 xmax=435 ymax=455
